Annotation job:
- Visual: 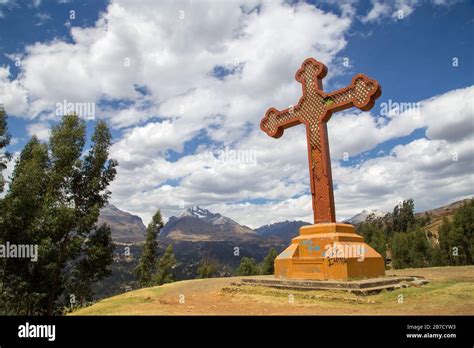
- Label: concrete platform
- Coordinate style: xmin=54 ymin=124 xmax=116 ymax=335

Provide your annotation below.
xmin=239 ymin=275 xmax=429 ymax=295
xmin=274 ymin=223 xmax=385 ymax=280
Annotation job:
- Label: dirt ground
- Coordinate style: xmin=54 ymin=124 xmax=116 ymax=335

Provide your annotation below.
xmin=72 ymin=265 xmax=474 ymax=315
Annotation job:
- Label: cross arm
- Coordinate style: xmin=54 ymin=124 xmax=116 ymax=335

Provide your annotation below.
xmin=260 ymin=107 xmax=301 ymax=138
xmin=320 ymin=74 xmax=381 ymax=122
xmin=260 ymin=58 xmax=328 ymax=138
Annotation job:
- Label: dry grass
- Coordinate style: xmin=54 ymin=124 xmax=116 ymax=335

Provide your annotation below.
xmin=71 ymin=265 xmax=474 ymax=316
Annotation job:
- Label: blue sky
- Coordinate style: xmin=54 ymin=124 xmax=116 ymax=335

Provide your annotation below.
xmin=0 ymin=0 xmax=473 ymax=226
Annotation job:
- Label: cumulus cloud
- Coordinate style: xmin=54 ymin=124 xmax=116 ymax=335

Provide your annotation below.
xmin=0 ymin=66 xmax=29 ymax=116
xmin=26 ymin=122 xmax=50 ymax=141
xmin=334 ymin=135 xmax=473 ymax=219
xmin=329 ymin=86 xmax=473 ymax=160
xmin=7 ymin=0 xmax=349 ymax=126
xmin=422 ymin=87 xmax=474 ymax=142
xmin=110 ymin=86 xmax=474 ymax=226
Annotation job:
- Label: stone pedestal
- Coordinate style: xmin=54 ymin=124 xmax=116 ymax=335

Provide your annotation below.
xmin=274 ymin=223 xmax=385 ymax=281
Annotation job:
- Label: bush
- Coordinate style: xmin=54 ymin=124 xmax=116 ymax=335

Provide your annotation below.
xmin=236 ymin=257 xmax=259 ymax=276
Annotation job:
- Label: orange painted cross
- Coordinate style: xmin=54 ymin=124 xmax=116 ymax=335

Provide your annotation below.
xmin=260 ymin=58 xmax=381 ymax=224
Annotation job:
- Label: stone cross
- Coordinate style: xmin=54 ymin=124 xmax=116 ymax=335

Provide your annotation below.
xmin=260 ymin=58 xmax=381 ymax=224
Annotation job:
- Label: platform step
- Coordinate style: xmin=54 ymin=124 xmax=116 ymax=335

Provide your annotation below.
xmin=240 ymin=276 xmax=428 ymax=294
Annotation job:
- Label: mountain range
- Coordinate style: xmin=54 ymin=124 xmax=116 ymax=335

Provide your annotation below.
xmin=98 ymin=201 xmax=468 ymax=244
xmin=98 ymin=204 xmax=315 ymax=244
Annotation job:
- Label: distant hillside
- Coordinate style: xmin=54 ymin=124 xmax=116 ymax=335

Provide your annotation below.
xmin=159 ymin=206 xmax=258 ymax=242
xmin=417 ymin=198 xmax=472 ymax=238
xmin=98 ymin=204 xmax=146 ymax=243
xmin=344 ymin=199 xmax=472 ymax=231
xmin=93 ymin=237 xmax=287 ymax=299
xmin=93 ymin=206 xmax=286 ymax=299
xmin=417 ymin=198 xmax=471 ymax=218
xmin=255 ymin=220 xmax=311 ymax=243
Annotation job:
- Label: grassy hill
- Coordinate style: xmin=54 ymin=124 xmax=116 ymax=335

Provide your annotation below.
xmin=71 ymin=265 xmax=474 ymax=315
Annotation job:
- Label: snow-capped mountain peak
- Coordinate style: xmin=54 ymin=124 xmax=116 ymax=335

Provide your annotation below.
xmin=161 ymin=206 xmax=257 ymax=241
xmin=344 ymin=209 xmax=386 ymax=224
xmin=180 ymin=206 xmax=220 ymax=220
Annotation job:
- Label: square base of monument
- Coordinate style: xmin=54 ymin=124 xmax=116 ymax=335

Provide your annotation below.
xmin=274 ymin=223 xmax=385 ymax=281
xmin=240 ymin=275 xmax=426 ymax=294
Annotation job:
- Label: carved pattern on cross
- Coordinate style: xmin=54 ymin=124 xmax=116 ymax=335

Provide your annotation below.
xmin=260 ymin=58 xmax=381 ymax=224
xmin=260 ymin=58 xmax=381 ymax=147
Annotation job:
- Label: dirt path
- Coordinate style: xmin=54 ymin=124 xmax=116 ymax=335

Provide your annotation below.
xmin=72 ymin=266 xmax=474 ymax=315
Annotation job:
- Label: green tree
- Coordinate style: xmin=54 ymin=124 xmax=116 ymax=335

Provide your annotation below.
xmin=0 ymin=114 xmax=117 ymax=315
xmin=451 ymin=200 xmax=473 ymax=264
xmin=408 ymin=229 xmax=432 ymax=268
xmin=197 ymin=259 xmax=218 ymax=279
xmin=358 ymin=221 xmax=387 ymax=261
xmin=431 ymin=245 xmax=444 ymax=267
xmin=391 ymin=229 xmax=432 ymax=269
xmin=420 ymin=212 xmax=431 ymax=227
xmin=391 ymin=233 xmax=410 ymax=269
xmin=437 ymin=201 xmax=473 ymax=266
xmin=0 ymin=106 xmax=11 ymax=192
xmin=154 ymin=245 xmax=177 ymax=285
xmin=391 ymin=199 xmax=415 ymax=233
xmin=260 ymin=248 xmax=278 ymax=275
xmin=236 ymin=256 xmax=259 ymax=276
xmin=135 ymin=209 xmax=164 ymax=286
xmin=0 ymin=137 xmax=49 ymax=314
xmin=436 ymin=217 xmax=452 ymax=265
xmin=371 ymin=228 xmax=387 ymax=262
